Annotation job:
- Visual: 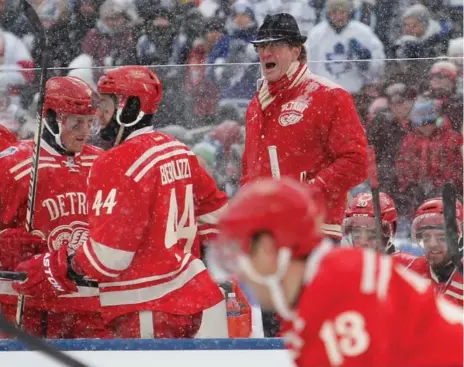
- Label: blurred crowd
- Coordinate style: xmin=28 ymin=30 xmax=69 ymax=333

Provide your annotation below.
xmin=0 ymin=0 xmax=462 ymax=235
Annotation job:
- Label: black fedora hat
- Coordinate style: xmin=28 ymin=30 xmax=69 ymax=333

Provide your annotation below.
xmin=251 ymin=13 xmax=307 ymax=45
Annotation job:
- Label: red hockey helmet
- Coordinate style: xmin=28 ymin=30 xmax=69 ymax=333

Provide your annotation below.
xmin=97 ymin=65 xmax=163 ymax=127
xmin=343 ymin=192 xmax=397 ymax=238
xmin=214 ymin=177 xmax=327 ymax=320
xmin=43 ymin=76 xmax=99 ymax=116
xmin=411 ymin=197 xmax=463 ymax=242
xmin=218 ymin=177 xmax=326 ymax=260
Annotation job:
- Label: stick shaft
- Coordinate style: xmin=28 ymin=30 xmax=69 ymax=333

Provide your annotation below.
xmin=267 ymin=146 xmax=281 ymax=180
xmin=16 ymin=0 xmax=50 ymax=328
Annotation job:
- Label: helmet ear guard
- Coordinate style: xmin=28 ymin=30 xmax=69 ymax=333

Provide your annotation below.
xmin=116 ymin=96 xmax=143 ymax=127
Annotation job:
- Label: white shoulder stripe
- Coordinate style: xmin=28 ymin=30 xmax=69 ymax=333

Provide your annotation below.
xmin=450 ymin=281 xmax=463 ymax=290
xmin=133 ymin=149 xmax=194 ymax=182
xmin=14 ymin=164 xmax=61 ymax=181
xmin=80 ymin=155 xmax=98 ymax=160
xmin=126 ymin=141 xmax=186 ymax=177
xmin=361 ymin=249 xmax=376 ymax=294
xmin=81 ymin=162 xmax=94 ymax=167
xmin=377 ymin=255 xmax=392 ymax=300
xmin=10 ymin=156 xmax=55 ymax=173
xmin=444 ymin=290 xmax=464 ymax=300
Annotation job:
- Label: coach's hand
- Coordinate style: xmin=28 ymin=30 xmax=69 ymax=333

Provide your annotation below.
xmin=0 ymin=229 xmax=48 ymax=270
xmin=12 ymin=246 xmax=78 ymax=297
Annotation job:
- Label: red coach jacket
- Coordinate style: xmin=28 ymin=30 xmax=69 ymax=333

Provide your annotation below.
xmin=241 ymin=62 xmax=368 ymax=239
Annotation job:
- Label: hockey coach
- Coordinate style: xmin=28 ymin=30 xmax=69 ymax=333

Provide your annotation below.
xmin=240 ymin=13 xmax=368 ymax=241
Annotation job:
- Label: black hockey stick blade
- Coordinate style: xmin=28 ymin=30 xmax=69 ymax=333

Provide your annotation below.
xmin=0 ymin=313 xmax=92 ymax=367
xmin=0 ymin=271 xmax=99 ymax=288
xmin=442 ymin=183 xmax=463 ymax=274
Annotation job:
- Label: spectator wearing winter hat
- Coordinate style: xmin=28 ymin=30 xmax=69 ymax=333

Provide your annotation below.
xmin=423 ymin=60 xmax=463 ymax=132
xmin=395 ymin=97 xmax=462 ymax=218
xmin=307 ymin=0 xmax=385 ymax=94
xmin=368 ymin=83 xmax=417 ymax=212
xmin=31 ymin=0 xmax=78 ymax=78
xmin=81 ymin=0 xmax=137 ymax=74
xmin=135 ymin=3 xmax=177 ymax=66
xmin=184 ymin=18 xmax=229 ymax=127
xmin=69 ymin=0 xmax=105 ymax=49
xmin=391 ymin=4 xmax=446 ymax=86
xmin=217 ymin=3 xmax=259 ymax=115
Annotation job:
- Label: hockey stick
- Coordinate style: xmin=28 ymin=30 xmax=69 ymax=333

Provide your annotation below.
xmin=0 ymin=313 xmax=91 ymax=367
xmin=0 ymin=271 xmax=99 ymax=288
xmin=442 ymin=183 xmax=463 ymax=275
xmin=267 ymin=146 xmax=281 ymax=179
xmin=367 ymin=146 xmax=385 ymax=253
xmin=16 ymin=0 xmax=50 ymax=328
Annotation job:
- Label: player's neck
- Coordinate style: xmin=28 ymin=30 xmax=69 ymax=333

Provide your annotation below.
xmin=282 ymin=260 xmax=306 ymax=308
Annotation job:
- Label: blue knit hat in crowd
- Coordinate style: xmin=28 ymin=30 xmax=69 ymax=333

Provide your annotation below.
xmin=410 ymin=98 xmax=440 ymax=128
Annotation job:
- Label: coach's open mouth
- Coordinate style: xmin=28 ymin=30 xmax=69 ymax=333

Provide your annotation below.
xmin=265 ymin=62 xmax=276 ymax=70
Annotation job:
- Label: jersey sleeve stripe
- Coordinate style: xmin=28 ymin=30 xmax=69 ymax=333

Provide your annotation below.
xmin=99 ymin=254 xmax=193 ymax=288
xmin=98 ymin=258 xmax=206 ymax=306
xmin=133 ymin=149 xmax=194 ymax=182
xmin=82 ymin=241 xmax=119 ymax=278
xmin=444 ymin=290 xmax=464 ymax=300
xmin=198 ymin=228 xmax=220 ymax=236
xmin=125 ymin=141 xmax=186 ymax=177
xmin=14 ymin=164 xmax=61 ymax=181
xmin=81 ymin=162 xmax=95 ymax=167
xmin=80 ymin=155 xmax=99 ymax=160
xmin=451 ymin=281 xmax=463 ymax=290
xmin=376 ymin=255 xmax=392 ymax=300
xmin=361 ymin=249 xmax=377 ymax=294
xmin=89 ymin=238 xmax=135 ymax=272
xmin=197 ymin=206 xmax=227 ymax=225
xmin=9 ymin=156 xmax=56 ymax=173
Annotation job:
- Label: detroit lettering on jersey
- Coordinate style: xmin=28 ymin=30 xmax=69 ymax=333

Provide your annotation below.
xmin=160 ymin=158 xmax=192 ymax=185
xmin=42 ymin=192 xmax=88 ymax=221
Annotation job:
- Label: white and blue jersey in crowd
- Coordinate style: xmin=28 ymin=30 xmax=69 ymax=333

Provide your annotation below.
xmin=306 ymin=19 xmax=385 ymax=94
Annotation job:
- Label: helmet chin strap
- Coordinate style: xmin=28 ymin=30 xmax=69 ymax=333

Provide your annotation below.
xmin=44 ymin=117 xmax=66 ymax=151
xmin=238 ymin=247 xmax=296 ymax=321
xmin=114 ymin=124 xmax=125 ymax=146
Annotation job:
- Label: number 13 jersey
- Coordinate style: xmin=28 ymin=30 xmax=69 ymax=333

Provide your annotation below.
xmin=281 ymin=245 xmax=463 ymax=367
xmin=73 ymin=129 xmax=228 ymax=321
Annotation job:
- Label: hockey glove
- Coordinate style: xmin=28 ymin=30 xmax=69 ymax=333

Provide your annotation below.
xmin=0 ymin=228 xmax=48 ymax=271
xmin=12 ymin=246 xmax=78 ymax=297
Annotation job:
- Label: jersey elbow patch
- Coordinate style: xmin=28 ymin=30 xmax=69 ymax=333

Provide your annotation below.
xmin=83 ymin=238 xmax=135 ymax=278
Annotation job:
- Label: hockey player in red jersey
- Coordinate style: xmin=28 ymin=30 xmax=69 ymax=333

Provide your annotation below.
xmin=394 ymin=197 xmax=463 ymax=306
xmin=342 ymin=192 xmax=398 ymax=253
xmin=0 ymin=124 xmax=18 ymax=152
xmin=0 ymin=76 xmax=108 ymax=338
xmin=213 ymin=177 xmax=463 ymax=367
xmin=13 ymin=66 xmax=230 ymax=338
